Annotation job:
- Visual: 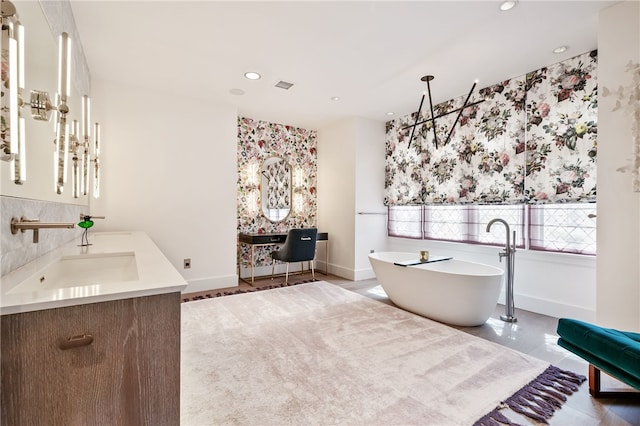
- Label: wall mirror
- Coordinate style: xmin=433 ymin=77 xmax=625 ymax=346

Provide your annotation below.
xmin=261 ymin=156 xmax=291 ymax=222
xmin=1 ymin=1 xmax=89 ymax=205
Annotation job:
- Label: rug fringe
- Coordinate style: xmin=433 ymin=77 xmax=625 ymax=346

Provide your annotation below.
xmin=182 ymin=279 xmax=317 ymax=303
xmin=473 ymin=365 xmax=586 ymax=426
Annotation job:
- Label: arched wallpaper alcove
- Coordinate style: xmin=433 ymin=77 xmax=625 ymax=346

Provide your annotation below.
xmin=237 ymin=117 xmax=318 ymax=267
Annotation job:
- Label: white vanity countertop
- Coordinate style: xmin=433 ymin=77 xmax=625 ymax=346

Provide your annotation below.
xmin=1 ymin=231 xmax=187 ymax=315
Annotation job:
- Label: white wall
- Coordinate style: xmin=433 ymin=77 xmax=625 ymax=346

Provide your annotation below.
xmin=90 ymin=78 xmax=238 ymax=293
xmin=317 ymin=119 xmax=356 ymax=278
xmin=596 ymin=1 xmax=640 ymax=330
xmin=353 ymin=118 xmax=387 ymax=280
xmin=318 ymin=117 xmax=387 ymax=280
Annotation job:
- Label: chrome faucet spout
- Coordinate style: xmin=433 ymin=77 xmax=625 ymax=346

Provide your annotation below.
xmin=10 ymin=216 xmax=75 ymax=243
xmin=486 ymin=217 xmax=517 ymax=323
xmin=486 ymin=218 xmax=511 ymax=253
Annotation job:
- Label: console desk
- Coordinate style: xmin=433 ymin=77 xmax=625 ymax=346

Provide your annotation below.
xmin=238 ymin=232 xmax=329 ymax=285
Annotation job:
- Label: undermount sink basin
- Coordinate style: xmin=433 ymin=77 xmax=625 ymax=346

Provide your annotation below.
xmin=9 ymin=252 xmax=139 ymax=293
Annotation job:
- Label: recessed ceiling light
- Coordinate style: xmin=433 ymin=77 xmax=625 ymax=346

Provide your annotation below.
xmin=244 ymin=71 xmax=261 ymax=80
xmin=386 ymin=112 xmax=394 ymax=116
xmin=553 ymin=45 xmax=568 ymax=54
xmin=330 ymin=96 xmax=340 ymax=101
xmin=229 ymin=88 xmax=245 ymax=96
xmin=499 ymin=0 xmax=517 ymax=11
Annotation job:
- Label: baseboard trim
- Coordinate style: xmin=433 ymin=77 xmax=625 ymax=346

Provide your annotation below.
xmin=325 ymin=263 xmax=354 ymax=280
xmin=354 ymin=267 xmax=376 ymax=281
xmin=511 ymin=292 xmax=595 ymax=322
xmin=183 ymin=274 xmax=238 ymax=294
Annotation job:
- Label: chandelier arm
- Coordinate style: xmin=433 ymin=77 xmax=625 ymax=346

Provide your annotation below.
xmin=402 ymin=99 xmax=485 ymax=130
xmin=407 ymin=92 xmax=426 ymax=149
xmin=443 ymin=81 xmax=478 ymax=147
xmin=426 ymin=78 xmax=438 ymax=149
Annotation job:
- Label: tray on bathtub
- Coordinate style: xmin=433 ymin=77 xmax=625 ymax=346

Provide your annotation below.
xmin=393 ymin=256 xmax=453 ymax=267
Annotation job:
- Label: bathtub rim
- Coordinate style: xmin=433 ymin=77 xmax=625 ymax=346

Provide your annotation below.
xmin=368 ymin=251 xmax=503 ymax=277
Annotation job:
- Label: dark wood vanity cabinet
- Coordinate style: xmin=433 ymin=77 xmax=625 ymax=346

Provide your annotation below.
xmin=1 ymin=292 xmax=181 ymax=425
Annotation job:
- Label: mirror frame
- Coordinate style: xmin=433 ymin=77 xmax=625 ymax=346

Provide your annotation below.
xmin=260 ymin=156 xmax=292 ymax=223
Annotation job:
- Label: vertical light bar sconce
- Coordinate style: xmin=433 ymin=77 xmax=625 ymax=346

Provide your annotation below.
xmin=1 ymin=9 xmax=27 ymax=184
xmin=70 ymin=120 xmax=80 ymax=198
xmin=246 ymin=162 xmax=258 ymax=187
xmin=292 ymin=166 xmax=303 ymax=188
xmin=292 ymin=166 xmax=304 ymax=213
xmin=92 ymin=122 xmax=101 ymax=198
xmin=69 ymin=95 xmax=92 ymax=199
xmin=53 ymin=121 xmax=69 ymax=193
xmin=54 ymin=32 xmax=71 ymax=194
xmin=245 ymin=162 xmax=258 ymax=213
xmin=247 ymin=190 xmax=258 ymax=214
xmin=81 ymin=96 xmax=90 ymax=196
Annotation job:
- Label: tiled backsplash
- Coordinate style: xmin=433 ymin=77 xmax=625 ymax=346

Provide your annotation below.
xmin=1 ymin=196 xmax=85 ymax=276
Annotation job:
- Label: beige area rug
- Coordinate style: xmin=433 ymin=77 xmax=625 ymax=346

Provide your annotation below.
xmin=181 ymin=281 xmax=583 ymax=425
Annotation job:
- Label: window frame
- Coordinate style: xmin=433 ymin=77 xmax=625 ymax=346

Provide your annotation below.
xmin=387 ymin=203 xmax=596 ymax=256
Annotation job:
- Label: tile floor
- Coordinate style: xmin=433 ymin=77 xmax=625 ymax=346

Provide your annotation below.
xmin=184 ymin=272 xmax=640 ymax=425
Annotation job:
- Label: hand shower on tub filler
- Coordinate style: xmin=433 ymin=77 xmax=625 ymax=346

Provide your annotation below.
xmin=486 ymin=218 xmax=517 ymax=323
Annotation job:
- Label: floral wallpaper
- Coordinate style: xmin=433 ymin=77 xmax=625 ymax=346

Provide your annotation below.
xmin=237 ymin=117 xmax=318 ymax=267
xmin=385 ymin=50 xmax=598 ymax=205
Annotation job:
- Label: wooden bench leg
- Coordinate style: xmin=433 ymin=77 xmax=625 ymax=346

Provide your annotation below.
xmin=589 ymin=364 xmax=602 ymax=397
xmin=589 ymin=365 xmax=640 ymax=398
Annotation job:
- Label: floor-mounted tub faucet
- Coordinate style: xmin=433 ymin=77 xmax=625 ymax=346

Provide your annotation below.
xmin=486 ymin=218 xmax=517 ymax=322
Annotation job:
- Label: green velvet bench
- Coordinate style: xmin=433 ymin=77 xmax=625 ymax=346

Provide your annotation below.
xmin=557 ymin=318 xmax=640 ymax=398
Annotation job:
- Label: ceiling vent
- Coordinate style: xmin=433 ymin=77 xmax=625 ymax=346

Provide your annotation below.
xmin=275 ymin=80 xmax=294 ymax=90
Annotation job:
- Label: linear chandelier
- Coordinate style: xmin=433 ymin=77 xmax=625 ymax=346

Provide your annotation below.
xmin=404 ymin=75 xmax=484 ymax=149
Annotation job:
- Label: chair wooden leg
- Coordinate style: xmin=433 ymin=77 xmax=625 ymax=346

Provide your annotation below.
xmin=311 ymin=260 xmax=315 ymax=280
xmin=589 ymin=365 xmax=640 ymax=398
xmin=271 ymin=259 xmax=276 ymax=280
xmin=285 ymin=263 xmax=289 ymax=284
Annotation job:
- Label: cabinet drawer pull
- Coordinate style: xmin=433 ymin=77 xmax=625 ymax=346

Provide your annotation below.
xmin=59 ymin=334 xmax=94 ymax=350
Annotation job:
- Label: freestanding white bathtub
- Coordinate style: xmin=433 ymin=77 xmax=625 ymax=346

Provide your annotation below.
xmin=368 ymin=252 xmax=504 ymax=327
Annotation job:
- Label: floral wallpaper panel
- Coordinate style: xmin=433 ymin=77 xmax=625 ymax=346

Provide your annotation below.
xmin=237 ymin=117 xmax=317 ymax=268
xmin=524 ymin=51 xmax=598 ymax=202
xmin=385 ymin=50 xmax=598 ymax=206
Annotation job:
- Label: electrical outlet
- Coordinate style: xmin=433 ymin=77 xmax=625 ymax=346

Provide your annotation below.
xmin=184 ymin=258 xmax=191 ymax=269
xmin=370 ymin=249 xmax=375 ymax=253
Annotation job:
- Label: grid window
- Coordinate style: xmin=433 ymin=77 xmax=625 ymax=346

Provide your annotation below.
xmin=529 ymin=204 xmax=596 ymax=255
xmin=388 ymin=203 xmax=596 ymax=255
xmin=425 ymin=206 xmax=468 ymax=242
xmin=388 ymin=206 xmax=422 ymax=239
xmin=476 ymin=205 xmax=525 ymax=247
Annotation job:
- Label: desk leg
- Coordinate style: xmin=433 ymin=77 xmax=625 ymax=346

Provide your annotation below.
xmin=250 ymin=245 xmax=255 ymax=285
xmin=315 ymin=240 xmax=329 ymax=275
xmin=325 ymin=241 xmax=329 ymax=275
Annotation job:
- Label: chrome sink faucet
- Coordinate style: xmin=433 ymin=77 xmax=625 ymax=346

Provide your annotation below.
xmin=486 ymin=218 xmax=517 ymax=322
xmin=10 ymin=216 xmax=75 ymax=243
